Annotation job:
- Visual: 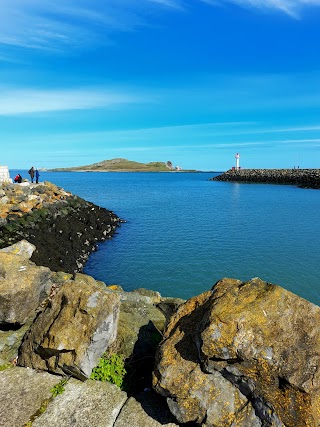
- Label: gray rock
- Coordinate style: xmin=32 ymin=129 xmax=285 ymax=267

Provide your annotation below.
xmin=0 ymin=367 xmax=61 ymax=427
xmin=0 ymin=196 xmax=9 ymax=204
xmin=114 ymin=298 xmax=166 ymax=360
xmin=32 ymin=378 xmax=127 ymax=427
xmin=114 ymin=395 xmax=179 ymax=427
xmin=0 ymin=239 xmax=36 ymax=259
xmin=133 ymin=288 xmax=162 ymax=304
xmin=0 ymin=321 xmax=32 ymax=365
xmin=0 ymin=252 xmax=52 ymax=324
xmin=18 ymin=274 xmax=121 ymax=379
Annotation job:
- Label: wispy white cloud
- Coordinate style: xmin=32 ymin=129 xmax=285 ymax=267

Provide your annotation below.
xmin=0 ymin=0 xmax=318 ymax=55
xmin=0 ymin=0 xmax=180 ymax=52
xmin=201 ymin=0 xmax=320 ymax=17
xmin=146 ymin=0 xmax=184 ymax=9
xmin=0 ymin=87 xmax=142 ymax=115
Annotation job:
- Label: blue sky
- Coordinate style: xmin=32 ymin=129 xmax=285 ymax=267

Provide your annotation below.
xmin=1 ymin=0 xmax=320 ymax=171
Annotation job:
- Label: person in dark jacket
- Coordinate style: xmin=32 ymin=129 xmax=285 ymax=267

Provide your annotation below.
xmin=28 ymin=166 xmax=35 ymax=183
xmin=35 ymin=169 xmax=40 ymax=184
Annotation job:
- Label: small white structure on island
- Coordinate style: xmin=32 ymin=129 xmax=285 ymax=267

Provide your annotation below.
xmin=0 ymin=165 xmax=12 ymax=183
xmin=235 ymin=153 xmax=240 ymax=170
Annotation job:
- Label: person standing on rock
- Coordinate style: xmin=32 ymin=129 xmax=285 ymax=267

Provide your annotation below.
xmin=35 ymin=169 xmax=40 ymax=184
xmin=28 ymin=166 xmax=35 ymax=183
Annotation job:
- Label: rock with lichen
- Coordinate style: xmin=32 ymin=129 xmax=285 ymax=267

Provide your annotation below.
xmin=0 ymin=251 xmax=51 ymax=325
xmin=18 ymin=273 xmax=121 ymax=379
xmin=153 ymin=277 xmax=320 ymax=427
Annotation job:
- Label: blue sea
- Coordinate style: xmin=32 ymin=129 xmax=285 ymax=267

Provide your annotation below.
xmin=10 ymin=170 xmax=320 ymax=305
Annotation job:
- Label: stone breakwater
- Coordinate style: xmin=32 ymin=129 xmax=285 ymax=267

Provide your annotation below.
xmin=211 ymin=168 xmax=320 ymax=189
xmin=0 ymin=192 xmax=320 ymax=426
xmin=0 ymin=181 xmax=121 ymax=273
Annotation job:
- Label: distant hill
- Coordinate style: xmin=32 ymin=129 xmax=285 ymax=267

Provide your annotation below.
xmin=49 ymin=158 xmax=188 ymax=172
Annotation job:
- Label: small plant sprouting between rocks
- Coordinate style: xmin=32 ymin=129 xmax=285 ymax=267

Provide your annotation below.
xmin=50 ymin=378 xmax=68 ymax=397
xmin=90 ymin=353 xmax=126 ymax=389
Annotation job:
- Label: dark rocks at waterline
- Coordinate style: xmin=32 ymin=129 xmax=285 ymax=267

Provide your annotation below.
xmin=211 ymin=168 xmax=320 ymax=189
xmin=0 ymin=182 xmax=121 ymax=273
xmin=29 ymin=197 xmax=120 ymax=273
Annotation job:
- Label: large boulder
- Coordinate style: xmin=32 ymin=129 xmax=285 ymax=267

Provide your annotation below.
xmin=0 ymin=251 xmax=51 ymax=325
xmin=18 ymin=273 xmax=120 ymax=379
xmin=153 ymin=277 xmax=320 ymax=427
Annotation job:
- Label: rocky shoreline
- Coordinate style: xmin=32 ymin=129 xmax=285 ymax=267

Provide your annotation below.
xmin=1 ymin=182 xmax=320 ymax=426
xmin=211 ymin=168 xmax=320 ymax=189
xmin=0 ymin=181 xmax=121 ymax=273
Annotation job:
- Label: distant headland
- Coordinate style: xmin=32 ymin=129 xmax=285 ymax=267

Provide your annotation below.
xmin=49 ymin=158 xmax=196 ymax=173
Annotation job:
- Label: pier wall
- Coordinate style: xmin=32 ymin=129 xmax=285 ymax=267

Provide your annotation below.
xmin=212 ymin=168 xmax=320 ymax=189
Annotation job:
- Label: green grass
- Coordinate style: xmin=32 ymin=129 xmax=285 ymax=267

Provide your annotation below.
xmin=50 ymin=158 xmax=176 ymax=172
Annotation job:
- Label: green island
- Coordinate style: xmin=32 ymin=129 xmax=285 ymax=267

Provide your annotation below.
xmin=49 ymin=158 xmax=195 ymax=172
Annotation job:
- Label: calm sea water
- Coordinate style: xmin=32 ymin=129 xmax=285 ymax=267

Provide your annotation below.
xmin=11 ymin=170 xmax=320 ymax=305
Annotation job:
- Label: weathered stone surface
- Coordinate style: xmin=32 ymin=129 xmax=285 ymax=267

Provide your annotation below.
xmin=0 ymin=321 xmax=32 ymax=365
xmin=0 ymin=367 xmax=61 ymax=427
xmin=106 ymin=289 xmax=167 ymax=394
xmin=157 ymin=296 xmax=186 ymax=323
xmin=0 ymin=252 xmax=51 ymax=324
xmin=116 ymin=300 xmax=165 ymax=358
xmin=0 ymin=239 xmax=36 ymax=259
xmin=0 ymin=367 xmax=180 ymax=427
xmin=32 ymin=378 xmax=127 ymax=427
xmin=18 ymin=273 xmax=121 ymax=378
xmin=105 ymin=287 xmax=173 ymax=360
xmin=153 ymin=278 xmax=320 ymax=427
xmin=114 ymin=394 xmax=179 ymax=427
xmin=132 ymin=288 xmax=162 ymax=304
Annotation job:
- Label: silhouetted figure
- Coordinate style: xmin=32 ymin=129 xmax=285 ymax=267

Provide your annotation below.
xmin=28 ymin=166 xmax=35 ymax=183
xmin=35 ymin=169 xmax=40 ymax=184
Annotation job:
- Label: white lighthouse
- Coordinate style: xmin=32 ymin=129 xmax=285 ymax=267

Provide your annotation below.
xmin=235 ymin=153 xmax=240 ymax=170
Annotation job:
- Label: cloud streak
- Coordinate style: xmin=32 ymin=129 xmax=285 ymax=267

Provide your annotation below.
xmin=201 ymin=0 xmax=320 ymax=17
xmin=0 ymin=0 xmax=179 ymax=52
xmin=1 ymin=0 xmax=319 ymax=55
xmin=0 ymin=87 xmax=141 ymax=115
